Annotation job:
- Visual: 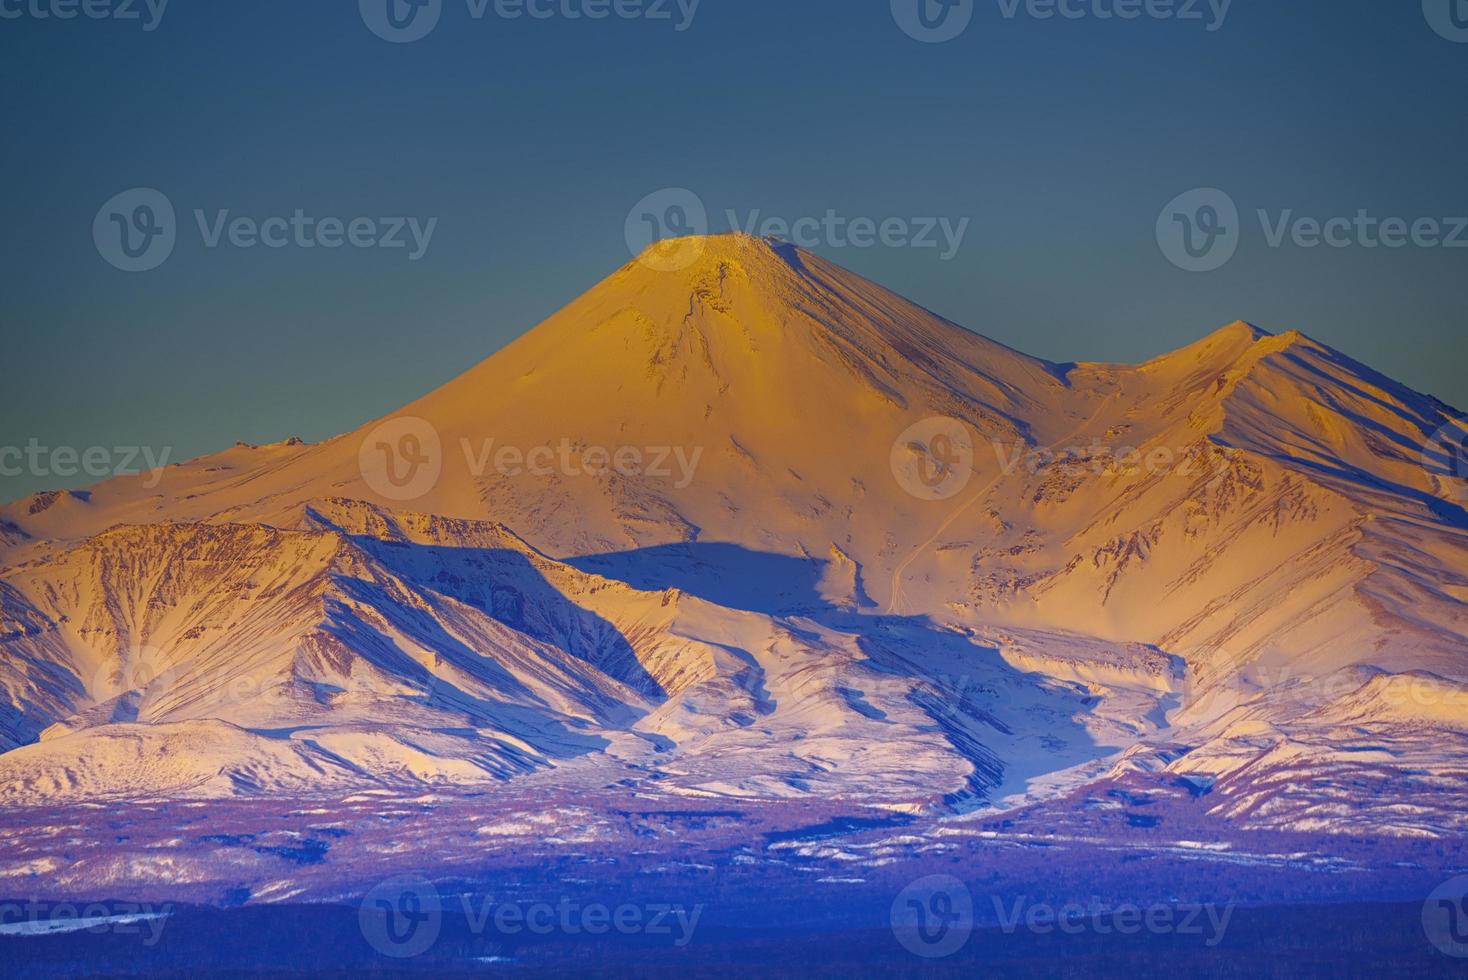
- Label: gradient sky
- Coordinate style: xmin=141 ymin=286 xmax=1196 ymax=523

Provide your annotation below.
xmin=1 ymin=0 xmax=1465 ymax=501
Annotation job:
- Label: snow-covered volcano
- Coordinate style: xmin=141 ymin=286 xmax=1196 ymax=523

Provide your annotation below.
xmin=2 ymin=234 xmax=1466 ymax=837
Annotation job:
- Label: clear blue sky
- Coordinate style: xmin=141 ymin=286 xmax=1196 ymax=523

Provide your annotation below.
xmin=2 ymin=0 xmax=1465 ymax=501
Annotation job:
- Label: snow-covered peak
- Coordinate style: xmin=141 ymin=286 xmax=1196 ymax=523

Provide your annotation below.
xmin=0 ymin=245 xmax=1463 ymax=831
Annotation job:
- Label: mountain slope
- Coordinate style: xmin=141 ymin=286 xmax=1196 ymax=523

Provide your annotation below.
xmin=0 ymin=234 xmax=1464 ymax=831
xmin=0 ymin=498 xmax=1175 ymax=805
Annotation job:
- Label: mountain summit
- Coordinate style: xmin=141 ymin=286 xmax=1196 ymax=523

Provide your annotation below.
xmin=1 ymin=239 xmax=1465 ymax=838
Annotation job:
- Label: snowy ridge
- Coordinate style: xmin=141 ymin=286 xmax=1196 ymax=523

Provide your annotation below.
xmin=0 ymin=235 xmax=1464 ymax=838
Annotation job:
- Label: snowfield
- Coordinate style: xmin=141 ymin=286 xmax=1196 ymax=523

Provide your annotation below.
xmin=1 ymin=234 xmax=1466 ymax=903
